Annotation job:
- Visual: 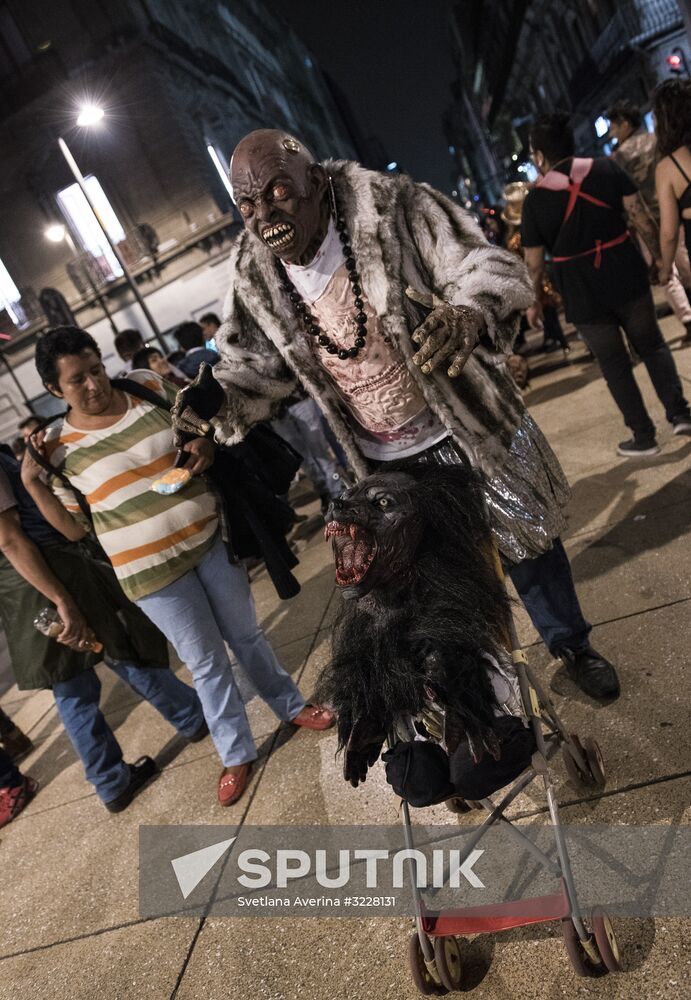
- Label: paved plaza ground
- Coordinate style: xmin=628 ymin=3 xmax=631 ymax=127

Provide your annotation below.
xmin=1 ymin=313 xmax=689 ymax=999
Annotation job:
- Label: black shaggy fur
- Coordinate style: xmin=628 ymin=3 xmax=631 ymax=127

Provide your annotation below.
xmin=316 ymin=463 xmax=512 ymax=763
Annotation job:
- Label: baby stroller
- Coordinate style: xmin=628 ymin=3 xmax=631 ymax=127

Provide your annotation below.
xmin=321 ymin=463 xmax=623 ymax=993
xmin=402 ymin=610 xmax=622 ymax=994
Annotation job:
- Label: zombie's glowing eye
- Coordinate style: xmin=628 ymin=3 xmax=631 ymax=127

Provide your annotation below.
xmin=272 ymin=183 xmax=288 ymax=200
xmin=378 ymin=497 xmax=390 ymax=509
xmin=239 ymin=202 xmax=253 ymax=218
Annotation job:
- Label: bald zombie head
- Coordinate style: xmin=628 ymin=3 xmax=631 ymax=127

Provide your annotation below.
xmin=230 ymin=129 xmax=329 ymax=264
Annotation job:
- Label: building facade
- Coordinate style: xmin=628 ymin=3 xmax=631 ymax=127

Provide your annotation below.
xmin=0 ymin=0 xmax=356 ymax=434
xmin=445 ymin=0 xmax=691 ymax=206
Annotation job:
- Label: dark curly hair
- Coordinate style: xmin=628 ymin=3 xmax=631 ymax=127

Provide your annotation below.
xmin=35 ymin=326 xmax=101 ymax=389
xmin=652 ymin=79 xmax=691 ymax=158
xmin=606 ymin=99 xmax=642 ymax=130
xmin=529 ymin=112 xmax=575 ymax=165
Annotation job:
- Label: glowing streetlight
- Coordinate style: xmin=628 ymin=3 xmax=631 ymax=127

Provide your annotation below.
xmin=76 ymin=105 xmax=104 ymax=128
xmin=45 ymin=224 xmax=67 ymax=242
xmin=57 ymin=106 xmax=165 ymax=349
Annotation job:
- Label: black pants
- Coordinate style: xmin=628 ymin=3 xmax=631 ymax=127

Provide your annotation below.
xmin=577 ymin=290 xmax=690 ymax=441
xmin=543 ymin=304 xmax=568 ymax=349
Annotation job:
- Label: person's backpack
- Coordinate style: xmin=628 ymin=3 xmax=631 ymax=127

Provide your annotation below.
xmin=536 ymin=157 xmax=631 ymax=269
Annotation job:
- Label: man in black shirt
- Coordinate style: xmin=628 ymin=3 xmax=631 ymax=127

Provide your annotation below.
xmin=522 ymin=113 xmax=691 ymax=456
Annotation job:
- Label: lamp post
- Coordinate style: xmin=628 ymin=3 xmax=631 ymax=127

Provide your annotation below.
xmin=57 ymin=106 xmax=168 ymax=352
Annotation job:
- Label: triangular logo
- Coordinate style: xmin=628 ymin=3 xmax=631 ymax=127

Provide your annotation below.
xmin=171 ymin=837 xmax=236 ymax=899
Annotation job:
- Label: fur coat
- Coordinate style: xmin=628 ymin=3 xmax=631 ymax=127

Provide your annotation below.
xmin=213 ymin=161 xmax=547 ymax=488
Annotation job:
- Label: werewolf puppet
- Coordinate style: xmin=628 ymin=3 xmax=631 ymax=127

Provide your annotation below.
xmin=317 ymin=463 xmax=536 ymax=804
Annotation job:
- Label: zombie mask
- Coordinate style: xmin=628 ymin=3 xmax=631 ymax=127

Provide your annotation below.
xmin=324 ymin=472 xmax=425 ymax=598
xmin=230 ymin=129 xmax=328 ymax=264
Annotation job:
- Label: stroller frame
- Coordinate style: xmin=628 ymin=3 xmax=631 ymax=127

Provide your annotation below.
xmin=401 ymin=614 xmax=622 ymax=994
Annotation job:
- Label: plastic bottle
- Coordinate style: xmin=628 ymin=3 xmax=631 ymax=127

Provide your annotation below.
xmin=33 ymin=606 xmax=103 ymax=653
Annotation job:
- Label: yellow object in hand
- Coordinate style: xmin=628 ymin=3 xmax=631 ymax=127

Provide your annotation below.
xmin=151 ymin=467 xmax=192 ymax=495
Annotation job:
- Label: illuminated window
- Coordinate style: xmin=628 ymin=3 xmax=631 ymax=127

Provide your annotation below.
xmin=56 ymin=176 xmax=125 ymax=279
xmin=0 ymin=256 xmax=22 ymax=326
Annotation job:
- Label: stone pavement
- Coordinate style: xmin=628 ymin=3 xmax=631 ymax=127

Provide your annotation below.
xmin=0 ymin=316 xmax=689 ymax=1000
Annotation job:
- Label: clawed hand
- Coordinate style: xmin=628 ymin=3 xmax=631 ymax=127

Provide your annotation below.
xmin=342 ymin=715 xmax=387 ymax=788
xmin=406 ymin=288 xmax=484 ymax=378
xmin=170 ymin=363 xmax=225 ymax=447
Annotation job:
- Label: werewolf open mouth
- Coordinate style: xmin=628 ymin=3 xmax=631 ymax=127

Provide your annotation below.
xmin=262 ymin=222 xmax=296 ymax=251
xmin=325 ymin=521 xmax=377 ymax=587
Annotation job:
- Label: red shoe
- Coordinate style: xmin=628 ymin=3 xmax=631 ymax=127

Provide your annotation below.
xmin=291 ymin=704 xmax=336 ymax=731
xmin=0 ymin=775 xmax=38 ymax=829
xmin=218 ymin=763 xmax=252 ymax=807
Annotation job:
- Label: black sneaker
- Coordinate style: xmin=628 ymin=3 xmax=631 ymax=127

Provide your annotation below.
xmin=559 ymin=645 xmax=621 ymax=701
xmin=672 ymin=415 xmax=691 ymax=436
xmin=187 ymin=719 xmax=209 ymax=743
xmin=0 ymin=723 xmax=33 ymax=763
xmin=617 ymin=438 xmax=660 ymax=457
xmin=104 ymin=756 xmax=158 ymax=813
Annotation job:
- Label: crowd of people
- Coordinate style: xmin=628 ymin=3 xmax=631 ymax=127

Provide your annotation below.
xmin=1 ymin=79 xmax=690 ymax=831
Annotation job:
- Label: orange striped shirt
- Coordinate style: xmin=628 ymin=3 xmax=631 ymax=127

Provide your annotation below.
xmin=44 ymin=371 xmax=218 ymax=601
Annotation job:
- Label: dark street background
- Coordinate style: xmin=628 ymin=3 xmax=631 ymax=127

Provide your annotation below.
xmin=265 ymin=0 xmax=457 ymax=192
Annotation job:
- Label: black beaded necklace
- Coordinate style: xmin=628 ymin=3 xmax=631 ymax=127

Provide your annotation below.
xmin=276 ymin=201 xmax=367 ymax=361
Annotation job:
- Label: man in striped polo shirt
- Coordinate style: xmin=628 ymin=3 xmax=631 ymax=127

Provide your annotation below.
xmin=24 ymin=327 xmax=334 ymax=807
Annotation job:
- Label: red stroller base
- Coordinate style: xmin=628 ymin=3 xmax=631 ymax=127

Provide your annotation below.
xmin=420 ymin=879 xmax=571 ymax=936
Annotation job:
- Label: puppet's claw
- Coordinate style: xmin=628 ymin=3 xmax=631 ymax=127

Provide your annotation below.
xmin=343 ymin=716 xmax=386 ymax=788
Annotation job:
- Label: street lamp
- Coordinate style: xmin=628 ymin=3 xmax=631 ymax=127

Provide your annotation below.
xmin=76 ymin=105 xmax=104 ymax=128
xmin=57 ymin=106 xmax=167 ymax=351
xmin=45 ymin=223 xmax=67 ymax=243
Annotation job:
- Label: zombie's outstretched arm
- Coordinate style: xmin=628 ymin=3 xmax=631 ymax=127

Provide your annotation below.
xmin=402 ymin=181 xmax=534 ymax=374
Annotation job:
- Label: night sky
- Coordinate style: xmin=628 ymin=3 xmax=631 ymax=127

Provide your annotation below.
xmin=264 ymin=0 xmax=457 ymax=193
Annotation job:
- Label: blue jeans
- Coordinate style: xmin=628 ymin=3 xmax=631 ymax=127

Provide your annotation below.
xmin=135 ymin=538 xmax=305 ymax=768
xmin=273 ymin=398 xmax=345 ymax=499
xmin=507 ymin=538 xmax=591 ymax=655
xmin=53 ymin=661 xmax=204 ymax=803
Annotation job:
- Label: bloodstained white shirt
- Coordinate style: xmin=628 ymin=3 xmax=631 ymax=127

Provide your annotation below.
xmin=285 ymin=222 xmax=447 ymax=460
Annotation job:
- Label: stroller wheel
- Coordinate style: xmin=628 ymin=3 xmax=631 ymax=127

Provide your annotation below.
xmin=408 ymin=933 xmax=448 ymax=995
xmin=591 ymin=907 xmax=622 ymax=972
xmin=583 ymin=738 xmax=606 ymax=789
xmin=561 ymin=918 xmax=608 ymax=978
xmin=562 ymin=734 xmax=590 ymax=786
xmin=434 ymin=936 xmax=463 ymax=991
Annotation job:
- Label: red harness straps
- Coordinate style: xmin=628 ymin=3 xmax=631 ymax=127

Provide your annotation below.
xmin=537 ymin=158 xmax=631 ymax=268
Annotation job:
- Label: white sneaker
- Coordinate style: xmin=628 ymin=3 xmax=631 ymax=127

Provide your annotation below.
xmin=672 ymin=417 xmax=691 ymax=436
xmin=617 ymin=438 xmax=660 ymax=457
